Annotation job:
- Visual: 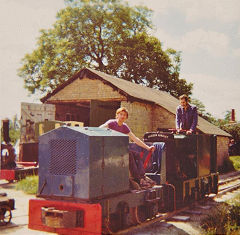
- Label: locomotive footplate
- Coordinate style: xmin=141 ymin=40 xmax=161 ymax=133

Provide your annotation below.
xmin=0 ymin=167 xmax=38 ymax=181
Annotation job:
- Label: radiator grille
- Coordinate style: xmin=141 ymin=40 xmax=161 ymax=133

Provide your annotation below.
xmin=49 ymin=139 xmax=77 ymax=175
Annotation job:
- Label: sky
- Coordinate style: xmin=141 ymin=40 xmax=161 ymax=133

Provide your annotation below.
xmin=0 ymin=0 xmax=240 ymax=121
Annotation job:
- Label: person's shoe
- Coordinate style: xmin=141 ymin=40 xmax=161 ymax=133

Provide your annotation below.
xmin=144 ymin=176 xmax=156 ymax=187
xmin=129 ymin=178 xmax=141 ymax=190
xmin=140 ymin=178 xmax=151 ymax=189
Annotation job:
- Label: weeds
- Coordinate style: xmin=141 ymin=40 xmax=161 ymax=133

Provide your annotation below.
xmin=15 ymin=175 xmax=38 ymax=194
xmin=229 ymin=156 xmax=240 ymax=171
xmin=201 ymin=193 xmax=240 ymax=235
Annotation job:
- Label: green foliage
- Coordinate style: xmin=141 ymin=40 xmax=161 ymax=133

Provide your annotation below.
xmin=190 ymin=98 xmax=218 ymax=124
xmin=18 ymin=0 xmax=192 ymax=98
xmin=190 ymin=98 xmax=206 ymax=115
xmin=15 ymin=175 xmax=38 ymax=195
xmin=221 ymin=123 xmax=240 ymax=142
xmin=1 ymin=115 xmax=20 ymax=145
xmin=9 ymin=115 xmax=20 ymax=145
xmin=230 ymin=156 xmax=240 ymax=171
xmin=189 ymin=105 xmax=240 ymax=143
xmin=201 ymin=203 xmax=230 ymax=235
xmin=201 ymin=201 xmax=240 ymax=235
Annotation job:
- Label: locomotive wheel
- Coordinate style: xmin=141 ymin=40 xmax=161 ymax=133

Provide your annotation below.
xmin=0 ymin=205 xmax=12 ymax=225
xmin=117 ymin=202 xmax=136 ymax=229
xmin=103 ymin=213 xmax=121 ymax=234
xmin=136 ymin=205 xmax=148 ymax=224
xmin=123 ymin=207 xmax=135 ymax=228
xmin=129 ymin=207 xmax=138 ymax=225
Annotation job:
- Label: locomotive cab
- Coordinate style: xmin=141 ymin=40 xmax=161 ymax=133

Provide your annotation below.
xmin=143 ymin=130 xmax=218 ymax=208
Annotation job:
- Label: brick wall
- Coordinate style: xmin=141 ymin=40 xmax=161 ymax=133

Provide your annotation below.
xmin=217 ymin=136 xmax=229 ymax=167
xmin=48 ymin=77 xmax=125 ymax=101
xmin=121 ymin=101 xmax=153 ymax=139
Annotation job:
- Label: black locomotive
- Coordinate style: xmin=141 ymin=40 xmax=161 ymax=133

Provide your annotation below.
xmin=28 ymin=126 xmax=218 ymax=234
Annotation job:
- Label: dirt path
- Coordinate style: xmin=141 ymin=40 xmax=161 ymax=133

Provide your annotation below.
xmin=0 ymin=180 xmax=54 ymax=235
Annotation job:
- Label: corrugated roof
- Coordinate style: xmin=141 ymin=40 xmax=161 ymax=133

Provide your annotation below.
xmin=41 ymin=67 xmax=231 ymax=137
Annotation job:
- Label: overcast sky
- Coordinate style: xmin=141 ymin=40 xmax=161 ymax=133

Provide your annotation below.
xmin=0 ymin=0 xmax=240 ymax=121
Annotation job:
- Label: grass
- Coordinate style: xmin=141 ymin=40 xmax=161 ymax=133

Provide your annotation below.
xmin=229 ymin=156 xmax=240 ymax=171
xmin=201 ymin=193 xmax=240 ymax=235
xmin=15 ymin=175 xmax=38 ymax=194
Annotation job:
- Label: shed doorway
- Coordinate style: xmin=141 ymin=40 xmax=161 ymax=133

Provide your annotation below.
xmin=89 ymin=100 xmax=120 ymax=127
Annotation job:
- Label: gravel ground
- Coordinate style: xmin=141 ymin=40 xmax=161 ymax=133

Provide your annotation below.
xmin=0 ymin=171 xmax=240 ymax=235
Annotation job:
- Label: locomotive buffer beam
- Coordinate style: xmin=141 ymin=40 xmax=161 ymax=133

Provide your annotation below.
xmin=41 ymin=207 xmax=84 ymax=229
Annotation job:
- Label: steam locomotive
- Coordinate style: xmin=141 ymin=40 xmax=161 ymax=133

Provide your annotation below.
xmin=28 ymin=126 xmax=218 ymax=234
xmin=0 ymin=119 xmax=38 ymax=182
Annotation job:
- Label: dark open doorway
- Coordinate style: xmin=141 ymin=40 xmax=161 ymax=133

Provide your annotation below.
xmin=55 ymin=100 xmax=120 ymax=127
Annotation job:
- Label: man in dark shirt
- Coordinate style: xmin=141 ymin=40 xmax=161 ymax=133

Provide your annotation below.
xmin=175 ymin=95 xmax=198 ymax=179
xmin=176 ymin=94 xmax=198 ymax=134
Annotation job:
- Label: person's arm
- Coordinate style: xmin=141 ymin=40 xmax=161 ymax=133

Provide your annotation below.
xmin=99 ymin=120 xmax=110 ymax=128
xmin=190 ymin=106 xmax=198 ymax=132
xmin=128 ymin=132 xmax=155 ymax=152
xmin=176 ymin=106 xmax=181 ymax=131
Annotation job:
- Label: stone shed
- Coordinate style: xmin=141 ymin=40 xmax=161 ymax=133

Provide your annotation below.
xmin=41 ymin=67 xmax=231 ymax=168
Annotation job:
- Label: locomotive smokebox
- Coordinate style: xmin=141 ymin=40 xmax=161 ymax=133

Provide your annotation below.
xmin=38 ymin=126 xmax=129 ymax=200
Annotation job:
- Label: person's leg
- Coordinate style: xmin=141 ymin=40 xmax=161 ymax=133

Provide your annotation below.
xmin=129 ymin=151 xmax=141 ymax=182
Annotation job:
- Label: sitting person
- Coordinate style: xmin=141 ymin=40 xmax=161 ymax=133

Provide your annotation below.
xmin=100 ymin=107 xmax=156 ymax=189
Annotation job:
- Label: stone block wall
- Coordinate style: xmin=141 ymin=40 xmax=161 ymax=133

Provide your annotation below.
xmin=217 ymin=136 xmax=230 ymax=167
xmin=121 ymin=101 xmax=153 ymax=139
xmin=121 ymin=101 xmax=176 ymax=138
xmin=48 ymin=78 xmax=125 ymax=102
xmin=152 ymin=105 xmax=175 ymax=130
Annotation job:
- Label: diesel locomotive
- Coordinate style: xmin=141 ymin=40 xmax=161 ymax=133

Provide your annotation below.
xmin=28 ymin=126 xmax=218 ymax=234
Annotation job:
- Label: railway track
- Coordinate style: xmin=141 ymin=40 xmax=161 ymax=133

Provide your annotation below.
xmin=218 ymin=171 xmax=240 ymax=196
xmin=118 ymin=171 xmax=240 ymax=235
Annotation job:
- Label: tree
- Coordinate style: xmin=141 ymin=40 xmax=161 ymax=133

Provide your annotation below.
xmin=9 ymin=115 xmax=20 ymax=145
xmin=18 ymin=0 xmax=192 ymax=97
xmin=190 ymin=98 xmax=217 ymax=123
xmin=190 ymin=98 xmax=206 ymax=115
xmin=222 ymin=124 xmax=240 ymax=142
xmin=215 ymin=110 xmax=240 ymax=142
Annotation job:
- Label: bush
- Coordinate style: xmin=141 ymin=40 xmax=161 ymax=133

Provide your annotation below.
xmin=15 ymin=175 xmax=38 ymax=194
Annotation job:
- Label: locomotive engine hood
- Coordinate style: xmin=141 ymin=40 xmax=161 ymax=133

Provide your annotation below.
xmin=38 ymin=126 xmax=129 ymax=200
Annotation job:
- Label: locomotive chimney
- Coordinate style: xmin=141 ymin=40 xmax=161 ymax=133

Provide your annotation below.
xmin=2 ymin=119 xmax=11 ymax=143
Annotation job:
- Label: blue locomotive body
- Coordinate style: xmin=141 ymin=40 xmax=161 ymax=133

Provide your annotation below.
xmin=38 ymin=126 xmax=129 ymax=200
